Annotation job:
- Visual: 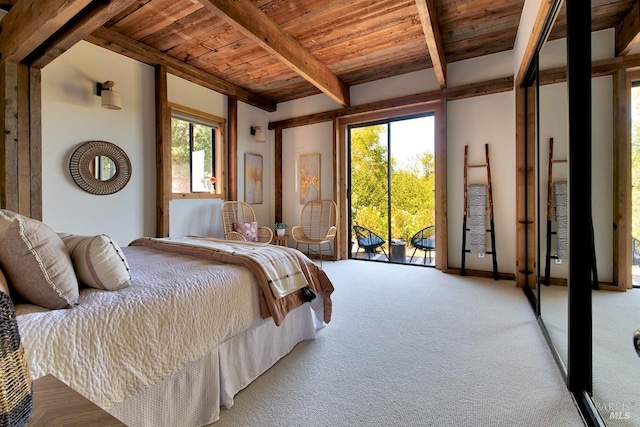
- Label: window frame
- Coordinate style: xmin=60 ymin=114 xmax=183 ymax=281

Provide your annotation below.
xmin=168 ymin=103 xmax=226 ymax=199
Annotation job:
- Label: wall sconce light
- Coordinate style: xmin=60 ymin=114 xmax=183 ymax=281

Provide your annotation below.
xmin=250 ymin=125 xmax=266 ymax=143
xmin=96 ymin=80 xmax=122 ymax=110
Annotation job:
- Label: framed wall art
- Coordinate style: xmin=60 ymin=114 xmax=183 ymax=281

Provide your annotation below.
xmin=299 ymin=153 xmax=320 ymax=204
xmin=244 ymin=152 xmax=263 ymax=204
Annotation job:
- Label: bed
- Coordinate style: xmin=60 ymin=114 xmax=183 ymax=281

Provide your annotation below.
xmin=0 ymin=212 xmax=334 ymax=427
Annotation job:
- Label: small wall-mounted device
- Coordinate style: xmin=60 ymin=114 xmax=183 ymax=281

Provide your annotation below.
xmin=478 ymin=253 xmax=485 ymax=259
xmin=555 ymin=258 xmax=563 ymax=265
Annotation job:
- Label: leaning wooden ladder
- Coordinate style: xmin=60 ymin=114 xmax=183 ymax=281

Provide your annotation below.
xmin=543 ymin=138 xmax=566 ymax=286
xmin=543 ymin=138 xmax=599 ymax=288
xmin=461 ymin=143 xmax=499 ymax=280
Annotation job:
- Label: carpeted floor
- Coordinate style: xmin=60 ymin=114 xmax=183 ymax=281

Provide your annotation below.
xmin=212 ymin=260 xmax=585 ymax=426
xmin=542 ymin=283 xmax=640 ymax=426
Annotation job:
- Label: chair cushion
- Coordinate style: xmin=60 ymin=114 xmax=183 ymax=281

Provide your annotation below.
xmin=414 ymin=237 xmax=435 ymax=249
xmin=0 ymin=210 xmax=79 ymax=309
xmin=359 ymin=236 xmax=382 ymax=247
xmin=233 ymin=221 xmax=259 ymax=242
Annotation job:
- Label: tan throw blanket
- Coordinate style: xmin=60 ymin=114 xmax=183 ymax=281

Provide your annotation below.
xmin=128 ymin=237 xmax=334 ymax=326
xmin=180 ymin=237 xmax=308 ymax=298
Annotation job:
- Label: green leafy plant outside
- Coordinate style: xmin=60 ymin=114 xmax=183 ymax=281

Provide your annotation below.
xmin=350 ymin=124 xmax=435 ymax=249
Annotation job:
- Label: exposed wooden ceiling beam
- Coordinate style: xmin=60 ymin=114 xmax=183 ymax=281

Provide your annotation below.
xmin=616 ymin=0 xmax=640 ymax=56
xmin=27 ymin=0 xmax=138 ymax=69
xmin=415 ymin=0 xmax=446 ymax=88
xmin=0 ymin=0 xmax=92 ymax=65
xmin=87 ymin=27 xmax=276 ymax=112
xmin=198 ymin=0 xmax=350 ymax=107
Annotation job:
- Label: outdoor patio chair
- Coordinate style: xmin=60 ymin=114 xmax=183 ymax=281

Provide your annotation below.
xmin=410 ymin=225 xmax=435 ymax=265
xmin=633 ymin=237 xmax=640 ymax=266
xmin=353 ymin=225 xmax=388 ymax=260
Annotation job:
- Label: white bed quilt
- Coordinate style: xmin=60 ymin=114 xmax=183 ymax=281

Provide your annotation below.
xmin=15 ymin=246 xmax=262 ymax=410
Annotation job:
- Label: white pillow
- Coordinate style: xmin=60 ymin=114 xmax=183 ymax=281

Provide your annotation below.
xmin=59 ymin=234 xmax=131 ymax=291
xmin=0 ymin=210 xmax=79 ymax=309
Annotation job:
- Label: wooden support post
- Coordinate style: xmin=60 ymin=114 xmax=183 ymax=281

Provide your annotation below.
xmin=0 ymin=62 xmax=41 ymax=219
xmin=155 ymin=65 xmax=171 ymax=237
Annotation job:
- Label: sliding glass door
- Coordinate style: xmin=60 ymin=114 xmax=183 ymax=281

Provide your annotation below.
xmin=348 ymin=115 xmax=435 ymax=266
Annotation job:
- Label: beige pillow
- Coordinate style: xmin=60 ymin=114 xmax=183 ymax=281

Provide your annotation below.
xmin=0 ymin=210 xmax=78 ymax=309
xmin=59 ymin=234 xmax=131 ymax=290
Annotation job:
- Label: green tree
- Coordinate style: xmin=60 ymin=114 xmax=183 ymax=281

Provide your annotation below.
xmin=390 ymin=152 xmax=435 ymax=241
xmin=350 ymin=125 xmax=388 ymax=235
xmin=171 ymin=118 xmax=214 ymax=192
xmin=350 ymin=124 xmax=436 ymax=249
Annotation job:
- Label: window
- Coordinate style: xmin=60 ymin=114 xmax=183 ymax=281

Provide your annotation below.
xmin=170 ymin=104 xmax=225 ymax=196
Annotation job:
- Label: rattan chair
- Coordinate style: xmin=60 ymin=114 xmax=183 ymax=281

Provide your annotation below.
xmin=221 ymin=201 xmax=273 ymax=244
xmin=291 ymin=199 xmax=337 ymax=265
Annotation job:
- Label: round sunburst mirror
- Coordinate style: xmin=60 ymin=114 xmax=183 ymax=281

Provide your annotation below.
xmin=69 ymin=141 xmax=131 ymax=195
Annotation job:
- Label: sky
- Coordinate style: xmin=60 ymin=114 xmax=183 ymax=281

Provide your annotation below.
xmin=377 ymin=115 xmax=435 ymax=169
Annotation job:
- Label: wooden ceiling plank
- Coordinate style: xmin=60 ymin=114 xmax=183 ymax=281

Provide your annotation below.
xmin=437 ymin=1 xmax=524 ymax=28
xmin=165 ymin=22 xmax=243 ymax=62
xmin=445 ymin=14 xmax=522 ymax=43
xmin=105 ymin=0 xmax=152 ymax=27
xmin=616 ymin=0 xmax=640 ymax=56
xmin=315 ymin=24 xmax=425 ymax=65
xmin=447 ymin=37 xmax=516 ymax=64
xmin=415 ymin=0 xmax=446 ymax=88
xmin=140 ymin=8 xmax=222 ymax=52
xmin=0 ymin=0 xmax=92 ymax=65
xmin=87 ymin=27 xmax=276 ymax=112
xmin=112 ymin=0 xmax=203 ymax=41
xmin=28 ymin=0 xmax=140 ymax=69
xmin=199 ymin=0 xmax=350 ymax=107
xmin=283 ymin=0 xmax=416 ymax=50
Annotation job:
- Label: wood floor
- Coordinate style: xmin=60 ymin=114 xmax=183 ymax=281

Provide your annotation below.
xmin=350 ymin=248 xmax=436 ymax=267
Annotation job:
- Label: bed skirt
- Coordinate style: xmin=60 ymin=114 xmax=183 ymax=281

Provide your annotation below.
xmin=107 ymin=297 xmax=325 ymax=427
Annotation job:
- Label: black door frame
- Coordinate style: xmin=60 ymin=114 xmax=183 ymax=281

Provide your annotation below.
xmin=347 ymin=113 xmax=436 ymax=264
xmin=524 ymin=1 xmax=602 ymax=425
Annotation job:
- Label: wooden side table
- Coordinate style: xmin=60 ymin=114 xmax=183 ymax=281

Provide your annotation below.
xmin=26 ymin=374 xmax=125 ymax=426
xmin=272 ymin=234 xmax=288 ymax=246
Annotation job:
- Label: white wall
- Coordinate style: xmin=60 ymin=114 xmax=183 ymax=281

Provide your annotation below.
xmin=513 ymin=0 xmax=545 ymax=79
xmin=447 ymin=91 xmax=516 ymax=273
xmin=280 ymin=122 xmax=334 ymax=237
xmin=166 ymin=77 xmax=272 ymax=238
xmin=41 ymin=41 xmax=273 ymax=243
xmin=447 ymin=51 xmax=517 ymax=275
xmin=591 ymin=76 xmax=613 ymax=282
xmin=42 ymin=41 xmax=155 ymax=246
xmin=166 ymin=74 xmax=227 ymax=239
